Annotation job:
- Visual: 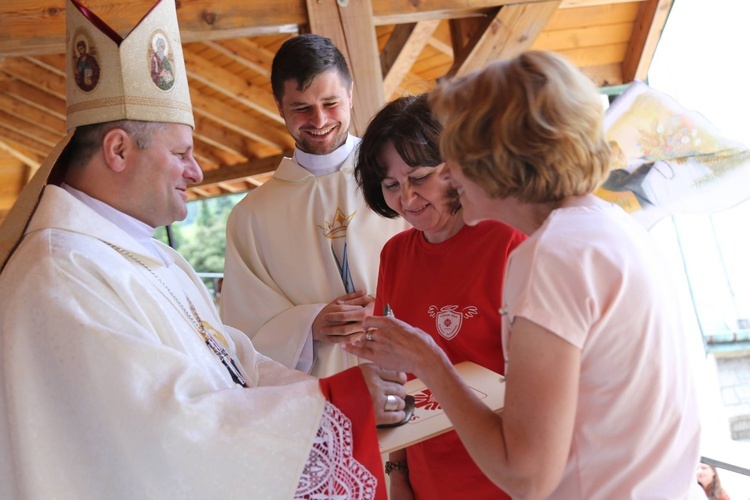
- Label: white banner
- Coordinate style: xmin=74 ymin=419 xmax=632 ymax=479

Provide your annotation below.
xmin=597 ymin=81 xmax=750 ymax=228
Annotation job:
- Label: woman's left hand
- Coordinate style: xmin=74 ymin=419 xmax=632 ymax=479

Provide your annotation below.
xmin=344 ymin=316 xmax=448 ymax=378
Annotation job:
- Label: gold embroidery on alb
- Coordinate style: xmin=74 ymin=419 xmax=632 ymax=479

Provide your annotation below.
xmin=318 ymin=207 xmax=356 ymax=239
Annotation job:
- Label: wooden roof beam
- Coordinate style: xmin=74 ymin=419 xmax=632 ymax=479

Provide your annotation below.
xmin=205 ymin=39 xmax=274 ymax=79
xmin=0 ymin=125 xmax=50 ymax=157
xmin=559 ymin=0 xmax=647 ymax=8
xmin=189 ymin=89 xmax=294 ymax=151
xmin=0 ymin=0 xmax=306 ymax=57
xmin=428 ymin=35 xmax=454 ymax=58
xmin=216 ymin=181 xmax=245 ymax=193
xmin=193 ymin=115 xmax=256 ymax=159
xmin=622 ymin=0 xmax=672 ymax=82
xmin=193 ymin=140 xmax=244 ymax=168
xmin=0 ymin=139 xmax=42 ymax=173
xmin=196 ymin=152 xmax=290 ymax=187
xmin=579 ymin=62 xmax=625 ymax=87
xmin=381 ymin=20 xmax=441 ymax=100
xmin=306 ymin=0 xmax=383 ymax=136
xmin=0 ymin=1 xmax=657 ymax=58
xmin=189 ymin=186 xmax=214 ymax=199
xmin=25 ymin=54 xmax=65 ymax=75
xmin=0 ymin=110 xmax=63 ymax=147
xmin=183 ymin=47 xmax=283 ymax=125
xmin=0 ymin=78 xmax=67 ymax=119
xmin=0 ymin=92 xmax=66 ymax=135
xmin=0 ymin=0 xmax=530 ymax=58
xmin=371 ymin=0 xmax=530 ymax=26
xmin=244 ymin=177 xmax=265 ymax=188
xmin=0 ymin=59 xmax=66 ymax=99
xmin=448 ymin=1 xmax=561 ymax=78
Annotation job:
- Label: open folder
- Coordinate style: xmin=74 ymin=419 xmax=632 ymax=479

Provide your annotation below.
xmin=377 ymin=361 xmax=506 ymax=454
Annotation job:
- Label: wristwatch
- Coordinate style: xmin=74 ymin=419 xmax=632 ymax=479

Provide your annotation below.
xmin=385 ymin=461 xmax=408 ymax=475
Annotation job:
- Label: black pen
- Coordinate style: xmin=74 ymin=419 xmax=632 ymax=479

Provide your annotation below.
xmin=383 ymin=303 xmax=394 ymax=318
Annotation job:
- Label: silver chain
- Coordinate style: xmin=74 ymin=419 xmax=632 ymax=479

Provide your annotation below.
xmin=106 ymin=243 xmax=248 ymax=387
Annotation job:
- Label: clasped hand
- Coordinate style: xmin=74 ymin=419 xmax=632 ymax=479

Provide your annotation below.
xmin=312 ymin=290 xmax=374 ymax=343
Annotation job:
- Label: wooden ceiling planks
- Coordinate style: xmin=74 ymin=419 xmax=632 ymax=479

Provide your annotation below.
xmin=0 ymin=0 xmax=674 ymax=224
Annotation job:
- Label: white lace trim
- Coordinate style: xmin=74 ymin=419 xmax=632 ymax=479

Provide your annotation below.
xmin=295 ymin=402 xmax=377 ymax=499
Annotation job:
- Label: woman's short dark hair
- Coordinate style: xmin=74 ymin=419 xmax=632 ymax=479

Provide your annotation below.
xmin=355 ymin=93 xmax=446 ymax=218
xmin=271 ymin=34 xmax=352 ymax=103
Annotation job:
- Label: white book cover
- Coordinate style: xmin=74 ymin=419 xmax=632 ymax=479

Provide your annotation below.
xmin=378 ymin=361 xmax=506 ymax=454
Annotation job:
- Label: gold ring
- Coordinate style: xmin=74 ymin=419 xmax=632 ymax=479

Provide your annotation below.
xmin=365 ymin=331 xmax=374 ymax=341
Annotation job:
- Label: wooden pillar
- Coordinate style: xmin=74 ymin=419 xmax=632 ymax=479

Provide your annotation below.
xmin=305 ymin=0 xmax=385 ymax=136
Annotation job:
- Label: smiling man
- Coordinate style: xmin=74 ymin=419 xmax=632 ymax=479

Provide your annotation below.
xmin=0 ymin=4 xmax=411 ymax=499
xmin=221 ymin=34 xmax=408 ymax=377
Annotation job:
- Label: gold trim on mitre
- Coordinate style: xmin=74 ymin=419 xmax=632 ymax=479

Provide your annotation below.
xmin=66 ymin=0 xmax=194 ymax=130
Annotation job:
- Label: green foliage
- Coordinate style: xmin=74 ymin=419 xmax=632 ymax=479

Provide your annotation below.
xmin=196 ymin=199 xmax=216 ymax=227
xmin=154 ymin=224 xmax=184 ymax=248
xmin=179 ymin=221 xmax=227 ymax=273
xmin=157 ymin=193 xmax=245 ymax=274
xmin=154 ymin=226 xmax=169 ymax=246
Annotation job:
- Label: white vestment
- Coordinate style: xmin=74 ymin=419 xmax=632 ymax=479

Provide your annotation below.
xmin=222 ymin=145 xmax=408 ymax=377
xmin=0 ymin=186 xmax=377 ymax=499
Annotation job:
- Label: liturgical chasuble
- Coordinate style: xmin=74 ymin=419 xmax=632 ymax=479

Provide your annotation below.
xmin=0 ymin=186 xmax=386 ymax=499
xmin=222 ymin=150 xmax=408 ymax=377
xmin=0 ymin=0 xmax=388 ymax=496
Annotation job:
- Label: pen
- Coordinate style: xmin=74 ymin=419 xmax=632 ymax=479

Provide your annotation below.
xmin=384 ymin=303 xmax=394 ymax=318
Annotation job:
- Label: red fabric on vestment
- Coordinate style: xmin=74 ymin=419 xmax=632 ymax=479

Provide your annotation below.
xmin=319 ymin=367 xmax=387 ymax=500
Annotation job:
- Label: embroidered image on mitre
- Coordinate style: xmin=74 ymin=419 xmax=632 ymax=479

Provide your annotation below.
xmin=66 ymin=0 xmax=193 ymax=129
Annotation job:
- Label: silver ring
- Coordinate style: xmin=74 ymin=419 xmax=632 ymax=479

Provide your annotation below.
xmin=384 ymin=394 xmax=399 ymax=412
xmin=365 ymin=331 xmax=374 ymax=341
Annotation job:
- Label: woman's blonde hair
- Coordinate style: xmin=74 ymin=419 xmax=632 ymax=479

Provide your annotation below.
xmin=429 ymin=51 xmax=611 ymax=203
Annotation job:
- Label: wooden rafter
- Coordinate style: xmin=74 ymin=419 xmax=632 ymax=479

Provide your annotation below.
xmin=204 ymin=39 xmax=274 ymax=79
xmin=0 ymin=78 xmax=67 ymax=119
xmin=0 ymin=59 xmax=66 ymax=99
xmin=0 ymin=126 xmax=50 ymax=157
xmin=193 ymin=116 xmax=254 ymax=159
xmin=195 ymin=152 xmax=290 ymax=187
xmin=0 ymin=110 xmax=62 ymax=147
xmin=183 ymin=47 xmax=282 ymax=124
xmin=0 ymin=0 xmax=674 ymax=208
xmin=189 ymin=89 xmax=293 ymax=151
xmin=0 ymin=0 xmax=307 ymax=57
xmin=449 ymin=1 xmax=562 ymax=78
xmin=0 ymin=93 xmax=66 ymax=135
xmin=306 ymin=0 xmax=384 ymax=136
xmin=621 ymin=0 xmax=672 ymax=82
xmin=381 ymin=20 xmax=441 ymax=99
xmin=0 ymin=139 xmax=42 ymax=173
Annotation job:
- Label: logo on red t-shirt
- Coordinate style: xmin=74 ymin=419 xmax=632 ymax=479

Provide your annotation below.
xmin=427 ymin=305 xmax=478 ymax=340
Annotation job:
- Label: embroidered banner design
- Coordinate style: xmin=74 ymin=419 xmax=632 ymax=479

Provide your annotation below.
xmin=597 ymin=80 xmax=750 ymax=228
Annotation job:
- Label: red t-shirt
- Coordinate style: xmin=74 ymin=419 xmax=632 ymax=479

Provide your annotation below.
xmin=375 ymin=221 xmax=525 ymax=499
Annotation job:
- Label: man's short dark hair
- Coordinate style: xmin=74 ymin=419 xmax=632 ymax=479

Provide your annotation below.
xmin=65 ymin=120 xmax=166 ymax=168
xmin=271 ymin=34 xmax=352 ymax=103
